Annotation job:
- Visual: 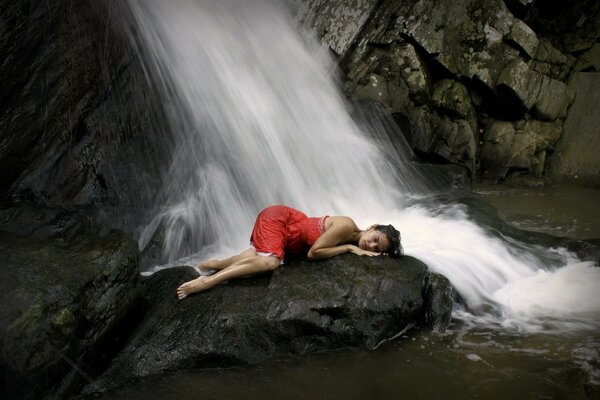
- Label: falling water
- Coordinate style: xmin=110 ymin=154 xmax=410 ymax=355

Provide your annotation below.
xmin=124 ymin=0 xmax=600 ymax=332
xmin=126 ymin=0 xmax=428 ymax=260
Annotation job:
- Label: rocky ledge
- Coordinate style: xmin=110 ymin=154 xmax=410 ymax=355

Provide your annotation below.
xmin=83 ymin=254 xmax=452 ymax=395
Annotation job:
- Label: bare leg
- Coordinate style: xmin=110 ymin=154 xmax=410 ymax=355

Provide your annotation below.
xmin=198 ymin=248 xmax=256 ymax=271
xmin=177 ymin=255 xmax=280 ymax=299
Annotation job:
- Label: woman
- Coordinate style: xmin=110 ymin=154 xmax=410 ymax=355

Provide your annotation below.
xmin=176 ymin=205 xmax=403 ymax=299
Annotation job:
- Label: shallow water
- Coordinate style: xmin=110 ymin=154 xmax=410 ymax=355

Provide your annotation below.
xmin=98 ymin=326 xmax=599 ymax=400
xmin=474 ymin=183 xmax=600 ymax=240
xmin=99 ymin=185 xmax=600 ymax=399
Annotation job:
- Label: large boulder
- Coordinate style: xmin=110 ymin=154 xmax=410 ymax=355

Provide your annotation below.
xmin=347 ymin=42 xmax=431 ymax=111
xmin=432 ymin=79 xmax=477 ymax=133
xmin=409 ymin=106 xmax=477 ymax=173
xmin=496 ymin=59 xmax=573 ymax=121
xmin=531 ymin=39 xmax=575 ymax=80
xmin=293 ymin=0 xmax=379 ymax=57
xmin=84 ymin=254 xmax=452 ymax=394
xmin=548 ymin=73 xmax=600 ymax=186
xmin=0 ymin=223 xmax=142 ymax=400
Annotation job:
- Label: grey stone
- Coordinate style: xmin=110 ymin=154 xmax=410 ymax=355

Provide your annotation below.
xmin=573 ymin=57 xmax=594 ymax=72
xmin=530 ymin=39 xmax=574 ymax=80
xmin=533 ymin=75 xmax=574 ymax=121
xmin=580 ymin=43 xmax=600 ymax=71
xmin=496 ymin=59 xmax=539 ymax=111
xmin=387 ymin=0 xmax=523 ymax=91
xmin=433 ymin=80 xmax=472 ymax=118
xmin=410 ymin=106 xmax=476 ymax=173
xmin=347 ymin=43 xmax=429 ymax=112
xmin=535 ymin=39 xmax=570 ymax=65
xmin=496 ymin=59 xmax=573 ymax=121
xmin=432 ymin=79 xmax=478 ymax=133
xmin=354 ymin=73 xmax=392 ymax=107
xmin=522 ymin=120 xmax=563 ymax=151
xmin=293 ymin=0 xmax=378 ymax=57
xmin=480 ymin=119 xmax=562 ymax=180
xmin=480 ymin=120 xmax=516 ymax=179
xmin=504 ymin=19 xmax=539 ymax=59
xmin=389 ymin=43 xmax=430 ymax=104
xmin=548 ymin=73 xmax=600 ymax=186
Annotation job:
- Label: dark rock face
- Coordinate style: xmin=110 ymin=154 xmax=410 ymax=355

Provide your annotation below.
xmin=297 ymin=0 xmax=600 ymax=186
xmin=0 ymin=0 xmax=169 ymax=231
xmin=0 ymin=227 xmax=143 ymax=400
xmin=547 ymin=73 xmax=600 ymax=186
xmin=84 ymin=254 xmax=451 ymax=394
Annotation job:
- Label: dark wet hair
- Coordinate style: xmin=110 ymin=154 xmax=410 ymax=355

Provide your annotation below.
xmin=374 ymin=224 xmax=403 ymax=258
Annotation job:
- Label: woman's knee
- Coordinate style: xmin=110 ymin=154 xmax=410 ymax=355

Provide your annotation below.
xmin=241 ymin=248 xmax=257 ymax=258
xmin=262 ymin=256 xmax=280 ymax=271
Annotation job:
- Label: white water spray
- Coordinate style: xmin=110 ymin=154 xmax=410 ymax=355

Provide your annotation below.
xmin=125 ymin=0 xmax=600 ymax=332
xmin=127 ymin=0 xmax=428 ymax=260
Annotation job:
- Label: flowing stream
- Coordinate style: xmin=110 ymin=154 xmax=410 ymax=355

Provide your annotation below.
xmin=120 ymin=0 xmax=600 ymax=390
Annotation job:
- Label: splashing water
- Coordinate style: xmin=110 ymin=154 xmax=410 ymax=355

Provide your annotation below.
xmin=124 ymin=0 xmax=600 ymax=332
xmin=126 ymin=0 xmax=428 ymax=259
xmin=397 ymin=205 xmax=600 ymax=332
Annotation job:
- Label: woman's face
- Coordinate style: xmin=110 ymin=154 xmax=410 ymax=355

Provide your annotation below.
xmin=359 ymin=228 xmax=390 ymax=253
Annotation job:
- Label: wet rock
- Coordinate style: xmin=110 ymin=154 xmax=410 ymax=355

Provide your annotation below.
xmin=298 ymin=0 xmax=598 ymax=186
xmin=548 ymin=73 xmax=600 ymax=186
xmin=531 ymin=39 xmax=574 ymax=80
xmin=0 ymin=229 xmax=143 ymax=400
xmin=354 ymin=74 xmax=394 ymax=108
xmin=347 ymin=42 xmax=430 ymax=111
xmin=496 ymin=59 xmax=573 ymax=121
xmin=0 ymin=0 xmax=168 ymax=233
xmin=85 ymin=254 xmax=450 ymax=394
xmin=409 ymin=106 xmax=476 ymax=173
xmin=294 ymin=0 xmax=378 ymax=57
xmin=480 ymin=119 xmax=562 ymax=180
xmin=388 ymin=0 xmax=523 ymax=90
xmin=0 ymin=203 xmax=101 ymax=240
xmin=388 ymin=43 xmax=431 ymax=105
xmin=422 ymin=273 xmax=454 ymax=332
xmin=432 ymin=79 xmax=477 ymax=133
xmin=505 ymin=18 xmax=539 ymax=59
xmin=574 ymin=43 xmax=600 ymax=72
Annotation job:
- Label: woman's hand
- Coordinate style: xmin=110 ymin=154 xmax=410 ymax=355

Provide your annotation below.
xmin=347 ymin=245 xmax=381 ymax=257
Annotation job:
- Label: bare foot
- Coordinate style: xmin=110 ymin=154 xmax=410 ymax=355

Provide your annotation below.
xmin=198 ymin=258 xmax=219 ymax=271
xmin=176 ymin=276 xmax=214 ymax=300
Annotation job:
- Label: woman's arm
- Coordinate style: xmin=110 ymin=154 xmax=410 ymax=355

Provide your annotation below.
xmin=306 ymin=217 xmax=380 ymax=260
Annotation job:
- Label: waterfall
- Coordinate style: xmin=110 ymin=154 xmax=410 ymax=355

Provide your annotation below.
xmin=124 ymin=0 xmax=600 ymax=332
xmin=126 ymin=0 xmax=427 ymax=259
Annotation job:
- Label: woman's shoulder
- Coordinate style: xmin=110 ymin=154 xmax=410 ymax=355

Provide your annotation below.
xmin=326 ymin=216 xmax=357 ymax=230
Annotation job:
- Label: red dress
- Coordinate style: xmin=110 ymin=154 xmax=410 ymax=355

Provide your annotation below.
xmin=250 ymin=205 xmax=328 ymax=260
